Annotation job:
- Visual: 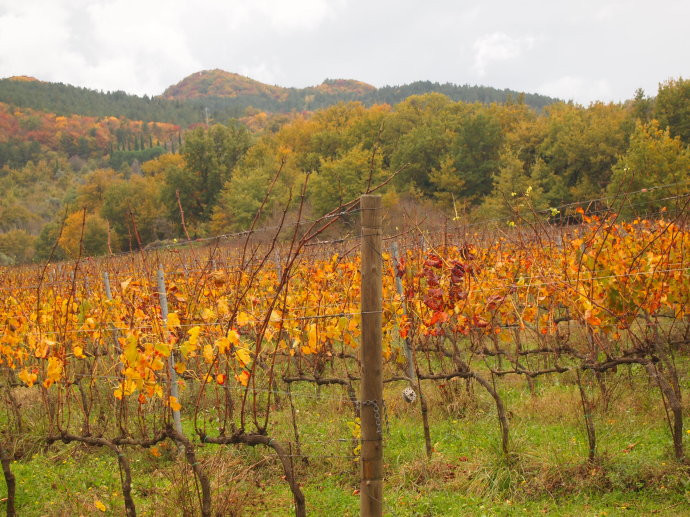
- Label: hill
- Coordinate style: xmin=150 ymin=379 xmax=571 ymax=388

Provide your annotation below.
xmin=161 ymin=69 xmax=288 ymax=100
xmin=162 ymin=70 xmax=377 ymax=101
xmin=0 ymin=101 xmax=180 ymax=168
xmin=0 ymin=70 xmax=559 ymax=128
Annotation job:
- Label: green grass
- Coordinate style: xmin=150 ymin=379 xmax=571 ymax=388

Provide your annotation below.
xmin=2 ymin=373 xmax=689 ymax=516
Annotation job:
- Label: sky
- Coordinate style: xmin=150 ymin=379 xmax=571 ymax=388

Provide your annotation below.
xmin=0 ymin=0 xmax=688 ymax=105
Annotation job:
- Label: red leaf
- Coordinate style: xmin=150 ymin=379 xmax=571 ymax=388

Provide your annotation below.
xmin=450 ymin=262 xmax=466 ymax=284
xmin=486 ymin=294 xmax=505 ymax=310
xmin=424 ymin=269 xmax=440 ymax=287
xmin=424 ymin=254 xmax=443 ymax=268
xmin=429 ymin=310 xmax=449 ymax=326
xmin=473 ymin=315 xmax=489 ymax=328
xmin=423 ymin=288 xmax=444 ymax=311
xmin=395 ymin=257 xmax=406 ymax=278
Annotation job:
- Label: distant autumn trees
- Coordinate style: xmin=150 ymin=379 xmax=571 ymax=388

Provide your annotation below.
xmin=0 ymin=77 xmax=688 ymax=263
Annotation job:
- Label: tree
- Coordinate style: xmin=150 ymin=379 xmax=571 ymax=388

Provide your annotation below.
xmin=537 ymin=102 xmax=629 ymax=201
xmin=75 ymin=168 xmax=120 ymax=212
xmin=309 ymin=145 xmax=385 ymax=216
xmin=210 ymin=142 xmax=298 ymax=233
xmin=449 ymin=108 xmax=503 ymax=202
xmin=428 ymin=155 xmax=464 ymax=208
xmin=654 ymin=77 xmax=690 ymax=144
xmin=0 ymin=229 xmax=35 ymax=264
xmin=170 ymin=122 xmax=251 ymax=225
xmin=529 ymin=157 xmax=568 ymax=208
xmin=386 ymin=94 xmax=457 ymax=195
xmin=608 ymin=120 xmax=690 ymax=215
xmin=629 ymin=88 xmax=654 ymax=124
xmin=480 ymin=150 xmax=545 ymax=219
xmin=141 ymin=153 xmax=185 ymax=177
xmin=58 ymin=211 xmax=110 ymax=257
xmin=101 ymin=175 xmax=168 ymax=248
xmin=34 ymin=220 xmax=67 ymax=262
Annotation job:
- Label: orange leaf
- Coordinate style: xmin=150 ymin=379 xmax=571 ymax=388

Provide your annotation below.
xmin=235 ymin=370 xmax=250 ymax=386
xmin=169 ymin=396 xmax=182 ymax=412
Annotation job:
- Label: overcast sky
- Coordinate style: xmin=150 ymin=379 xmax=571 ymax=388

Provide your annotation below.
xmin=0 ymin=0 xmax=688 ymax=104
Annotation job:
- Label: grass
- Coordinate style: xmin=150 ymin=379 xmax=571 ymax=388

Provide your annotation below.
xmin=2 ymin=370 xmax=689 ymax=516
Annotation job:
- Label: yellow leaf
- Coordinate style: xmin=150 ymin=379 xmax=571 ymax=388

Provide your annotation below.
xmin=120 ymin=277 xmax=132 ymax=292
xmin=123 ymin=335 xmax=138 ymax=364
xmin=150 ymin=356 xmax=165 ymax=371
xmin=174 ymin=362 xmax=186 ymax=374
xmin=203 ymin=344 xmax=214 ymax=364
xmin=235 ymin=370 xmax=250 ymax=386
xmin=522 ymin=306 xmax=537 ymax=323
xmin=94 ymin=499 xmax=107 ymax=512
xmin=585 ymin=310 xmax=602 ymax=326
xmin=179 ymin=340 xmax=196 ymax=359
xmin=227 ymin=329 xmax=240 ymax=346
xmin=73 ymin=345 xmax=85 ymax=358
xmin=43 ymin=357 xmax=63 ymax=388
xmin=154 ymin=342 xmax=171 ymax=357
xmin=235 ymin=347 xmax=252 ymax=367
xmin=307 ymin=323 xmax=318 ymax=350
xmin=215 ymin=336 xmax=229 ymax=354
xmin=18 ymin=368 xmax=37 ymax=387
xmin=187 ymin=325 xmax=202 ymax=345
xmin=167 ymin=313 xmax=181 ymax=329
xmin=236 ymin=312 xmax=250 ymax=326
xmin=169 ymin=396 xmax=182 ymax=412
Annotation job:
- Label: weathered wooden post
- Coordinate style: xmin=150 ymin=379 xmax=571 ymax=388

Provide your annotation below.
xmin=360 ymin=195 xmax=383 ymax=517
xmin=103 ymin=272 xmax=113 ymax=300
xmin=156 ymin=267 xmax=183 ymax=435
xmin=391 ymin=242 xmax=432 ymax=458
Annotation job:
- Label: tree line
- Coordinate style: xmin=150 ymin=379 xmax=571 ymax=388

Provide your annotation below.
xmin=0 ymin=75 xmax=559 ymax=127
xmin=0 ymin=77 xmax=687 ymax=265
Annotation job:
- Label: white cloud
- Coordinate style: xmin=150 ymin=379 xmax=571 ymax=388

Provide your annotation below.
xmin=239 ymin=63 xmax=282 ymax=85
xmin=0 ymin=0 xmax=344 ymax=95
xmin=472 ymin=32 xmax=535 ymax=77
xmin=537 ymin=76 xmax=613 ymax=104
xmin=0 ymin=1 xmax=688 ymax=103
xmin=252 ymin=0 xmax=344 ymax=30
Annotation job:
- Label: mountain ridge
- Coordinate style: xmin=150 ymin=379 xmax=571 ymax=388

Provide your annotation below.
xmin=0 ymin=69 xmax=561 ymax=127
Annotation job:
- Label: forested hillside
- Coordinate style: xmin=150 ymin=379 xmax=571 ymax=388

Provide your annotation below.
xmin=0 ymin=69 xmax=559 ymax=126
xmin=0 ymin=75 xmax=687 ymax=266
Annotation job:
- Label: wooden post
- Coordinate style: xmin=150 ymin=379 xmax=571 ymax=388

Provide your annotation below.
xmin=391 ymin=242 xmax=433 ymax=458
xmin=103 ymin=272 xmax=113 ymax=300
xmin=360 ymin=195 xmax=383 ymax=517
xmin=157 ymin=267 xmax=183 ymax=435
xmin=103 ymin=271 xmax=123 ymax=354
xmin=0 ymin=443 xmax=16 ymax=517
xmin=390 ymin=242 xmax=415 ymax=382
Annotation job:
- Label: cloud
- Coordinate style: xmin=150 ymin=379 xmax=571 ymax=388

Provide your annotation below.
xmin=239 ymin=63 xmax=282 ymax=85
xmin=0 ymin=0 xmax=688 ymax=103
xmin=252 ymin=0 xmax=344 ymax=30
xmin=537 ymin=76 xmax=613 ymax=104
xmin=472 ymin=32 xmax=535 ymax=77
xmin=0 ymin=0 xmax=345 ymax=95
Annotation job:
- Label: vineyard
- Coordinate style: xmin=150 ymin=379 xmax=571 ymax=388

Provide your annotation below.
xmin=0 ymin=190 xmax=689 ymax=516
